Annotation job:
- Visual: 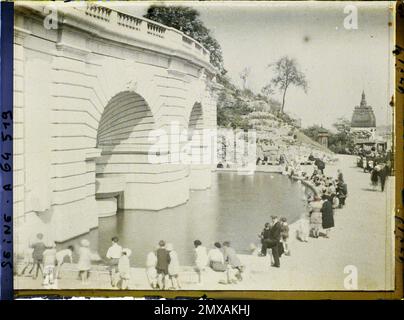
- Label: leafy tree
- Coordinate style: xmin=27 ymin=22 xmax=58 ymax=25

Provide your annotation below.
xmin=333 ymin=117 xmax=351 ymax=134
xmin=331 ymin=117 xmax=355 ymax=153
xmin=261 ymin=84 xmax=274 ymax=101
xmin=144 ymin=5 xmax=226 ymax=75
xmin=301 ymin=125 xmax=327 ymax=141
xmin=267 ymin=56 xmax=308 ymax=113
xmin=302 ymin=123 xmax=355 ymax=154
xmin=328 ymin=132 xmax=354 ymax=154
xmin=267 ymin=98 xmax=281 ymax=115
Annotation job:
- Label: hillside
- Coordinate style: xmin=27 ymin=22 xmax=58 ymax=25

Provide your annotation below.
xmin=294 ymin=130 xmax=332 ymax=154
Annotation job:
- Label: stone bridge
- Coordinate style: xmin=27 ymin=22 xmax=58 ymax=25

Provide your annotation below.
xmin=13 ymin=3 xmax=219 ymax=243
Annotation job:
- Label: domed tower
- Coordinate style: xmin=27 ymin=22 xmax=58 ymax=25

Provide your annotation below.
xmin=351 ymin=91 xmax=377 ymax=140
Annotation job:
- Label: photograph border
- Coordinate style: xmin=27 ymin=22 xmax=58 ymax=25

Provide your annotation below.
xmin=2 ymin=0 xmax=403 ymax=300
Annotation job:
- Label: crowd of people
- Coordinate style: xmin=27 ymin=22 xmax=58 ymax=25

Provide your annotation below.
xmin=356 ymin=146 xmax=391 ymax=192
xmin=145 ymin=239 xmax=244 ymax=289
xmin=252 ymin=159 xmax=347 ymax=269
xmin=18 ymin=151 xmax=363 ymax=290
xmin=18 ymin=233 xmax=82 ymax=288
xmin=281 ymin=155 xmax=348 ymax=242
xmin=18 ymin=235 xmax=245 ymax=290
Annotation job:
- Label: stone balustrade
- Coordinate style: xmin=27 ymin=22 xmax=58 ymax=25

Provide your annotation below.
xmin=81 ymin=3 xmax=210 ymax=63
xmin=85 ymin=2 xmax=112 ymax=21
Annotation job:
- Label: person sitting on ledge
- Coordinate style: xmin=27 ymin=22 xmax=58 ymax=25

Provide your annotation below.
xmin=222 ymin=241 xmax=244 ymax=283
xmin=208 ymin=242 xmax=227 ymax=272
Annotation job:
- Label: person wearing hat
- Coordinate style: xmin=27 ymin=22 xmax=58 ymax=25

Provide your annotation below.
xmin=156 ymin=240 xmax=170 ymax=290
xmin=77 ymin=239 xmax=91 ymax=284
xmin=118 ymin=248 xmax=131 ymax=290
xmin=337 ymin=180 xmax=348 ymax=207
xmin=259 ymin=216 xmax=282 ymax=268
xmin=20 ymin=233 xmax=46 ymax=279
xmin=321 ymin=194 xmax=334 ymax=238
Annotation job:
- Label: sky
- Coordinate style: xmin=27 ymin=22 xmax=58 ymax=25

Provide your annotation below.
xmin=121 ymin=1 xmax=394 ymax=130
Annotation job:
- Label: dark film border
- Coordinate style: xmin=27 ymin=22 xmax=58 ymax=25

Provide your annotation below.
xmin=1 ymin=1 xmax=14 ymax=301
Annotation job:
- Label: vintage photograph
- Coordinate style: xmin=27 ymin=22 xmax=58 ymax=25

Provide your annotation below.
xmin=12 ymin=1 xmax=395 ymax=292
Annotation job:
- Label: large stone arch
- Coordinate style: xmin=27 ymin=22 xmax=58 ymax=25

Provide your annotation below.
xmin=94 ymin=86 xmax=189 ymax=212
xmin=96 ymin=90 xmax=156 ymax=151
xmin=94 ymin=90 xmax=157 ymax=216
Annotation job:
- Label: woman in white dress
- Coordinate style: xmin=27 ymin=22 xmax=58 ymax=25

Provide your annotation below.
xmin=166 ymin=243 xmax=181 ymax=290
xmin=145 ymin=248 xmax=158 ymax=289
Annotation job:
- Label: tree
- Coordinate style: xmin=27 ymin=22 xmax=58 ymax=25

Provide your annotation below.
xmin=333 ymin=117 xmax=351 ymax=134
xmin=260 ymin=84 xmax=274 ymax=102
xmin=267 ymin=56 xmax=308 ymax=113
xmin=144 ymin=5 xmax=226 ymax=75
xmin=302 ymin=123 xmax=355 ymax=154
xmin=331 ymin=117 xmax=354 ymax=154
xmin=239 ymin=67 xmax=251 ymax=90
xmin=301 ymin=125 xmax=326 ymax=141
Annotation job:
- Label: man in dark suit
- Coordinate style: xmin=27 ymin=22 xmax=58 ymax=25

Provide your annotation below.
xmin=259 ymin=216 xmax=282 ymax=267
xmin=259 ymin=222 xmax=271 ymax=256
xmin=379 ymin=164 xmax=388 ymax=192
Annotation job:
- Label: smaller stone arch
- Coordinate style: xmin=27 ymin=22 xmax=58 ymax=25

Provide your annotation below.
xmin=187 ymin=102 xmax=212 ymax=190
xmin=187 ymin=102 xmax=204 ymax=141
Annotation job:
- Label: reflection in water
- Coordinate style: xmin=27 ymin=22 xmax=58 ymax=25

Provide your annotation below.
xmin=61 ymin=172 xmax=309 ymax=267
